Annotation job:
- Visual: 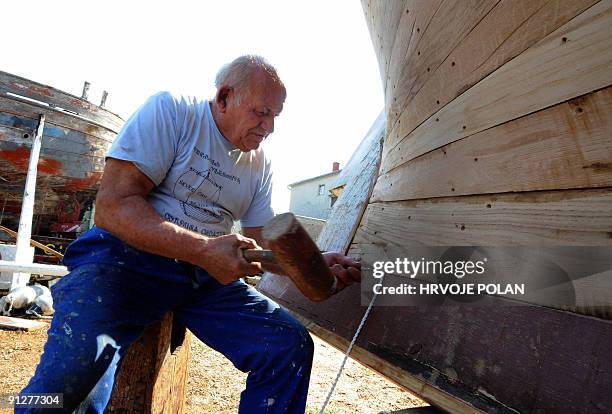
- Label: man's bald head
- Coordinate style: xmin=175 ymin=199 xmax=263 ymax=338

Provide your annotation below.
xmin=215 ymin=55 xmax=285 ymax=103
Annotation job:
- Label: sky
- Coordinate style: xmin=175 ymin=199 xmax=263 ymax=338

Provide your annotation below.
xmin=1 ymin=0 xmax=384 ymax=212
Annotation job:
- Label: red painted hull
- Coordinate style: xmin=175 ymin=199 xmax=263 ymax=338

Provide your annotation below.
xmin=0 ymin=71 xmax=123 ymax=234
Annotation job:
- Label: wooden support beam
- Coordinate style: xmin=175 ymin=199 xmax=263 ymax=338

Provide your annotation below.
xmin=259 ymin=113 xmax=384 ymax=299
xmin=108 ymin=312 xmax=191 ymax=413
xmin=0 ymin=260 xmax=67 ymax=277
xmin=12 ymin=114 xmax=45 ymax=288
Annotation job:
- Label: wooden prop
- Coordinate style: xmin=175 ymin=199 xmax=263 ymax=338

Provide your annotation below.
xmin=0 ymin=224 xmax=63 ymax=259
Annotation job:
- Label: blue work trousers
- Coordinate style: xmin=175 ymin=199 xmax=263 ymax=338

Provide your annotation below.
xmin=17 ymin=263 xmax=313 ymax=413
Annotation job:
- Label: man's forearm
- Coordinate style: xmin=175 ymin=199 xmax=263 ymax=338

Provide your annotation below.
xmin=95 ymin=193 xmax=208 ymax=264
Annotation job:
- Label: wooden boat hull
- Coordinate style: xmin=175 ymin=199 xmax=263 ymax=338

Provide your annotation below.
xmin=260 ymin=1 xmax=612 ymax=412
xmin=0 ymin=71 xmax=122 ymax=234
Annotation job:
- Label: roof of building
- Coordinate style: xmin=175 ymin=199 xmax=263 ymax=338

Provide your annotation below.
xmin=287 ymin=170 xmax=341 ymax=189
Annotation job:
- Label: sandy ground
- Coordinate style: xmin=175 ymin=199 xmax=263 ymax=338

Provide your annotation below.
xmin=185 ymin=334 xmax=426 ymax=413
xmin=0 ymin=321 xmax=426 ymax=413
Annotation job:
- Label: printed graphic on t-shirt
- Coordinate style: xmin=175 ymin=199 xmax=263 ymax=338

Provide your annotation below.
xmin=171 ymin=147 xmax=244 ymax=233
xmin=173 ymin=166 xmax=224 ymax=224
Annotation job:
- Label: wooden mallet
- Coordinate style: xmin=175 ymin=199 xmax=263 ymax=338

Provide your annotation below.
xmin=242 ymin=213 xmax=337 ymax=301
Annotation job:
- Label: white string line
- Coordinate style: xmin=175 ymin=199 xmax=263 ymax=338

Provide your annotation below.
xmin=319 ymin=275 xmax=384 ymax=414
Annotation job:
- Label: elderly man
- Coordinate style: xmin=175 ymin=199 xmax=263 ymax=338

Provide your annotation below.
xmin=18 ymin=55 xmax=361 ymax=413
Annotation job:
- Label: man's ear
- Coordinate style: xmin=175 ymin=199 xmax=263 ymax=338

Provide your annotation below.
xmin=215 ymin=86 xmax=232 ymax=113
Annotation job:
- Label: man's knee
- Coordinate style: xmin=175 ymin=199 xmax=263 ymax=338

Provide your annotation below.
xmin=275 ymin=313 xmax=314 ymax=362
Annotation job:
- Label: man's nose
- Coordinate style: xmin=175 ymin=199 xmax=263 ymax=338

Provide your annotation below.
xmin=261 ymin=116 xmax=274 ymax=134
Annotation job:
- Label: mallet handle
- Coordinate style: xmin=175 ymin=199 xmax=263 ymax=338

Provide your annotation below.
xmin=242 ymin=249 xmax=276 ymax=265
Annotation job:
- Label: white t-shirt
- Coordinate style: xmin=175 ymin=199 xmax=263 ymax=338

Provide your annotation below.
xmin=107 ymin=91 xmax=274 ymax=237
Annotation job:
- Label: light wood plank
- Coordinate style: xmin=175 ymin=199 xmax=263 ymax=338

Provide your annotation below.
xmin=357 ymin=189 xmax=612 ymax=247
xmin=373 ymin=86 xmax=612 ymax=202
xmin=361 ymin=0 xmax=388 ymax=87
xmin=382 ymin=0 xmax=612 ymax=173
xmin=385 ymin=0 xmax=498 ymax=129
xmin=384 ymin=0 xmax=598 ymax=152
xmin=362 ymin=1 xmax=410 ymax=89
xmin=351 ymin=192 xmax=611 ymax=318
xmin=382 ymin=0 xmax=442 ymax=94
xmin=355 ymin=240 xmax=612 ymax=318
xmin=378 ymin=0 xmax=408 ymax=92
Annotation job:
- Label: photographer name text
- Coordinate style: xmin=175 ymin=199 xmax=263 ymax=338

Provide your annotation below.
xmin=371 ymin=258 xmax=525 ymax=296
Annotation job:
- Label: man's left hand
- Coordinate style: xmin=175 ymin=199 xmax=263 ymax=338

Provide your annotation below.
xmin=322 ymin=252 xmax=362 ymax=293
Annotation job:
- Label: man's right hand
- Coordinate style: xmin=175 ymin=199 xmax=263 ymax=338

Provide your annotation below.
xmin=195 ymin=234 xmax=263 ymax=284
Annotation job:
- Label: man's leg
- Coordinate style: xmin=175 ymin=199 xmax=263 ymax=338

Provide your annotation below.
xmin=17 ymin=264 xmax=185 ymax=414
xmin=175 ymin=273 xmax=314 ymax=414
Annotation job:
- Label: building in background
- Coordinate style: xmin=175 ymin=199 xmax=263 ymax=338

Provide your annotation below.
xmin=288 ymin=162 xmax=341 ymax=240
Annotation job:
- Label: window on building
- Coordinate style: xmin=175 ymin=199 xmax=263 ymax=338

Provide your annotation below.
xmin=318 ymin=184 xmax=325 ymax=196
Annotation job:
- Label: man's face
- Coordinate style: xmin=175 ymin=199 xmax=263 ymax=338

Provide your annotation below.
xmin=221 ymin=71 xmax=286 ymax=152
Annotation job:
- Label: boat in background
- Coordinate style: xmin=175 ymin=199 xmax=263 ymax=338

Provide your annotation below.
xmin=0 ymin=71 xmax=123 ymax=256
